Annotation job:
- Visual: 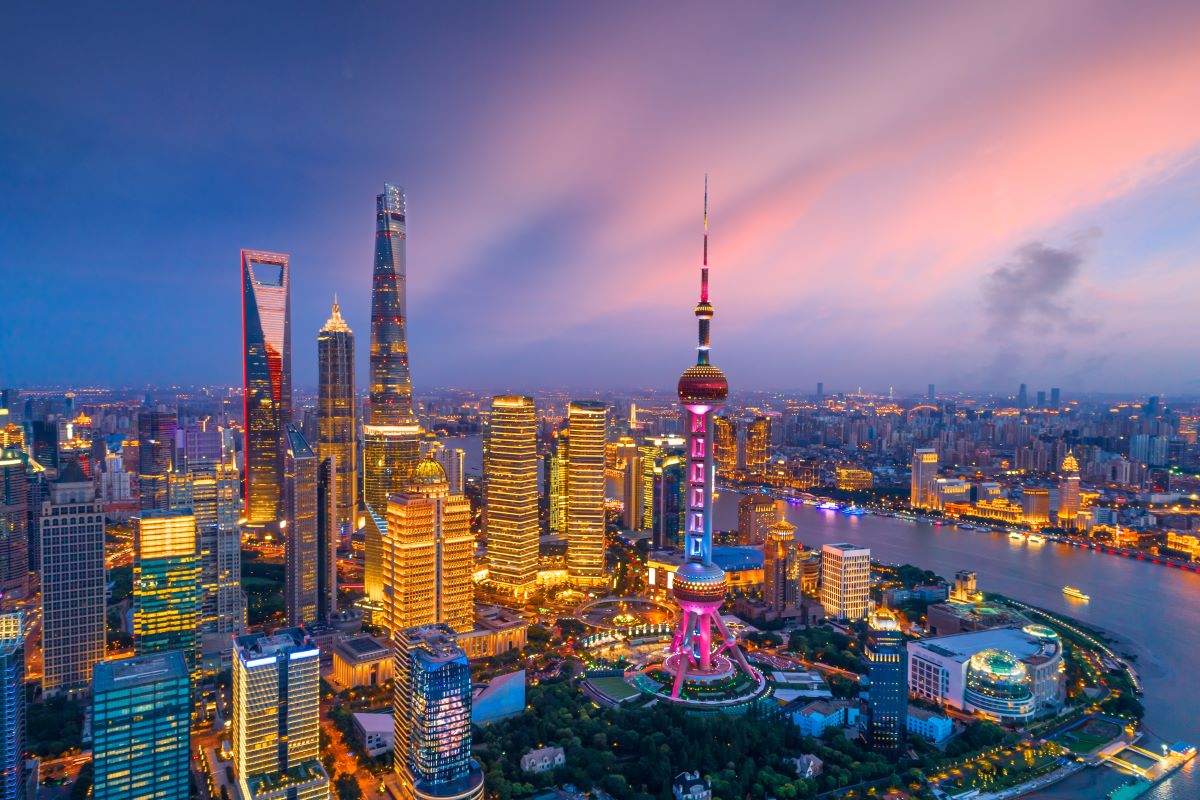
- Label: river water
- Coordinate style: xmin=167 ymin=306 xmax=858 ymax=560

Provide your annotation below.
xmin=451 ymin=434 xmax=1196 ymax=797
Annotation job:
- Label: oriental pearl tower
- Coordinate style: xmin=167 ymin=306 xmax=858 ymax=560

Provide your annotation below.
xmin=665 ymin=180 xmax=759 ymax=700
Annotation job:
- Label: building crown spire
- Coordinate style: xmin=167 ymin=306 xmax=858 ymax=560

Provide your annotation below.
xmin=694 ymin=175 xmax=715 ymax=366
xmin=322 ymin=295 xmax=352 ymax=334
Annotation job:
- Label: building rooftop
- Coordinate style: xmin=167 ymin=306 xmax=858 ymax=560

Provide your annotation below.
xmin=235 ymin=627 xmax=313 ymax=661
xmin=909 ymin=626 xmax=1058 ymax=666
xmin=352 ymin=712 xmax=393 ymax=734
xmin=474 ymin=604 xmax=527 ymax=632
xmin=93 ymin=650 xmax=187 ymax=692
xmin=334 ymin=634 xmax=390 ymax=662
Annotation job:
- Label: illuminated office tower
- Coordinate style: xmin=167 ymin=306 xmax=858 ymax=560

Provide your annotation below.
xmin=383 ymin=457 xmax=474 ymax=635
xmin=316 ymin=457 xmax=338 ymax=622
xmin=39 ymin=461 xmax=105 ymax=698
xmin=546 ymin=430 xmax=569 ymax=533
xmin=0 ymin=450 xmax=29 ymax=601
xmin=364 ymin=186 xmax=422 ymax=602
xmin=1022 ymin=488 xmax=1050 ymax=528
xmin=763 ymin=519 xmax=797 ymax=614
xmin=317 ymin=298 xmax=356 ymax=539
xmin=137 ymin=410 xmax=176 ymax=512
xmin=242 ymin=249 xmax=292 ymax=529
xmin=712 ymin=416 xmax=735 ymax=476
xmin=865 ymin=609 xmax=906 ymax=758
xmin=910 ymin=448 xmax=938 ymax=509
xmin=134 ymin=510 xmax=200 ymax=668
xmin=283 ymin=426 xmax=318 ymax=627
xmin=741 ymin=416 xmax=770 ymax=477
xmin=1057 ymin=451 xmax=1081 ymax=529
xmin=92 ymin=651 xmax=190 ymax=800
xmin=0 ymin=613 xmax=24 ymax=800
xmin=485 ymin=396 xmax=538 ymax=593
xmin=433 ymin=444 xmax=465 ymax=497
xmin=566 ymin=401 xmax=608 ymax=587
xmin=821 ymin=543 xmax=871 ymax=621
xmin=617 ymin=437 xmax=643 ymax=530
xmin=232 ymin=629 xmax=329 ymax=800
xmin=392 ymin=624 xmax=484 ymax=800
xmin=639 ymin=444 xmax=658 ymax=531
xmin=653 ymin=456 xmax=685 ymax=550
xmin=737 ymin=493 xmax=779 ymax=546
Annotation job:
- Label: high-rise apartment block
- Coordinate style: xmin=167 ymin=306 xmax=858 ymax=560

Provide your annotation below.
xmin=242 ymin=249 xmax=292 ymax=530
xmin=566 ymin=401 xmax=608 ymax=587
xmin=134 ymin=510 xmax=199 ymax=667
xmin=317 ymin=299 xmax=356 ymax=539
xmin=485 ymin=396 xmax=539 ymax=593
xmin=910 ymin=449 xmax=938 ymax=509
xmin=232 ymin=629 xmax=329 ymax=800
xmin=0 ymin=450 xmax=29 ymax=601
xmin=392 ymin=625 xmax=484 ymax=800
xmin=39 ymin=461 xmax=105 ymax=697
xmin=383 ymin=458 xmax=474 ymax=635
xmin=92 ymin=651 xmax=191 ymax=800
xmin=763 ymin=519 xmax=797 ymax=613
xmin=820 ymin=542 xmax=871 ymax=621
xmin=737 ymin=493 xmax=779 ymax=546
xmin=865 ymin=609 xmax=906 ymax=758
xmin=546 ymin=430 xmax=568 ymax=534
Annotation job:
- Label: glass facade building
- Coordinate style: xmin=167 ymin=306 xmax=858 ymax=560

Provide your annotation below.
xmin=241 ymin=249 xmax=292 ymax=529
xmin=283 ymin=425 xmax=318 ymax=627
xmin=0 ymin=613 xmax=24 ymax=800
xmin=317 ymin=299 xmax=356 ymax=540
xmin=484 ymin=396 xmax=539 ymax=592
xmin=92 ymin=651 xmax=190 ymax=800
xmin=39 ymin=462 xmax=106 ymax=697
xmin=865 ymin=610 xmax=907 ymax=758
xmin=133 ymin=510 xmax=200 ymax=669
xmin=0 ymin=450 xmax=29 ymax=602
xmin=393 ymin=625 xmax=484 ymax=800
xmin=136 ymin=410 xmax=176 ymax=512
xmin=566 ymin=401 xmax=608 ymax=586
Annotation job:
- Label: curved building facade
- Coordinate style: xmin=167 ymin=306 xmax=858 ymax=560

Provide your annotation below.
xmin=963 ymin=649 xmax=1035 ymax=723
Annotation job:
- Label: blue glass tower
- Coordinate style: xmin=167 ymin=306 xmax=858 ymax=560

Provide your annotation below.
xmin=0 ymin=614 xmax=24 ymax=800
xmin=92 ymin=651 xmax=191 ymax=800
xmin=866 ymin=609 xmax=907 ymax=758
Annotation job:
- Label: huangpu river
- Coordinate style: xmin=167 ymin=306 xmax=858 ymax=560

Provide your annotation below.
xmin=451 ymin=433 xmax=1197 ymax=798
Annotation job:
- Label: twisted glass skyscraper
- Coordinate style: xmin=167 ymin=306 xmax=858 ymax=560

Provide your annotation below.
xmin=363 ymin=185 xmax=421 ymax=603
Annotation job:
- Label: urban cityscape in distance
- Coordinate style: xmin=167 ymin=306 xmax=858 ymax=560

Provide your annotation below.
xmin=3 ymin=5 xmax=1200 ymax=800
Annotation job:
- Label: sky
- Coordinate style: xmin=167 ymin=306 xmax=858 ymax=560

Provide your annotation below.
xmin=2 ymin=1 xmax=1199 ymax=396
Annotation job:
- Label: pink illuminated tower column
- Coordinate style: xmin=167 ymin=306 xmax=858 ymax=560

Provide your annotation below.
xmin=668 ymin=179 xmax=755 ymax=698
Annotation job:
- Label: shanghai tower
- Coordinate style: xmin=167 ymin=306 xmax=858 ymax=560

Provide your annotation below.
xmin=362 ymin=184 xmax=421 ymax=603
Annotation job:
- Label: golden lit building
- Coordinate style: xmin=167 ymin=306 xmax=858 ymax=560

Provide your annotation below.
xmin=566 ymin=401 xmax=608 ymax=587
xmin=1057 ymin=451 xmax=1081 ymax=529
xmin=331 ymin=634 xmax=393 ymax=689
xmin=944 ymin=498 xmax=1024 ymax=524
xmin=457 ymin=604 xmax=529 ymax=660
xmin=134 ymin=509 xmax=200 ymax=669
xmin=836 ymin=466 xmax=873 ymax=491
xmin=742 ymin=416 xmax=770 ymax=478
xmin=317 ymin=298 xmax=356 ymax=540
xmin=910 ymin=449 xmax=938 ymax=508
xmin=820 ymin=542 xmax=870 ymax=621
xmin=639 ymin=444 xmax=658 ymax=531
xmin=383 ymin=456 xmax=474 ymax=635
xmin=485 ymin=396 xmax=539 ymax=593
xmin=616 ymin=437 xmax=644 ymax=530
xmin=547 ymin=429 xmax=568 ymax=534
xmin=1166 ymin=532 xmax=1199 ymax=561
xmin=1021 ymin=488 xmax=1050 ymax=527
xmin=738 ymin=493 xmax=779 ymax=545
xmin=763 ymin=519 xmax=797 ymax=613
xmin=713 ymin=416 xmax=735 ymax=476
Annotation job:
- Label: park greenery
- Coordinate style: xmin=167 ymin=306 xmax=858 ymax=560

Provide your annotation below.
xmin=241 ymin=552 xmax=285 ymax=626
xmin=25 ymin=691 xmax=84 ymax=757
xmin=786 ymin=627 xmax=864 ymax=674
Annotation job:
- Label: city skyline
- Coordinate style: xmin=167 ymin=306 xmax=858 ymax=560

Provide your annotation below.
xmin=4 ymin=3 xmax=1200 ymax=393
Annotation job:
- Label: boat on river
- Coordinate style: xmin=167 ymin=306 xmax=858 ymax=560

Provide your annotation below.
xmin=1063 ymin=586 xmax=1090 ymax=601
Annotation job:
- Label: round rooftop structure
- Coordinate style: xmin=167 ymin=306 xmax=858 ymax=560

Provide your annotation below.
xmin=767 ymin=519 xmax=797 ymax=541
xmin=1022 ymin=624 xmax=1059 ymax=641
xmin=408 ymin=455 xmax=447 ymax=486
xmin=678 ymin=364 xmax=729 ymax=407
xmin=964 ymin=648 xmax=1035 ymax=723
xmin=672 ymin=560 xmax=728 ymax=606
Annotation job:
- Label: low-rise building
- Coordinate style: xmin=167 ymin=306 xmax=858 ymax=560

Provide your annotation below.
xmin=472 ymin=669 xmax=526 ymax=725
xmin=790 ymin=755 xmax=823 ymax=779
xmin=906 ymin=706 xmax=953 ymax=743
xmin=789 ymin=699 xmax=860 ymax=737
xmin=459 ymin=605 xmax=529 ymax=660
xmin=671 ymin=772 xmax=712 ymax=800
xmin=352 ymin=712 xmax=394 ymax=758
xmin=519 ymin=746 xmax=565 ymax=774
xmin=331 ymin=634 xmax=392 ymax=688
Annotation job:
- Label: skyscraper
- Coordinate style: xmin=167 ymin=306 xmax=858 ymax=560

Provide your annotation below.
xmin=1050 ymin=387 xmax=1061 ymax=410
xmin=741 ymin=416 xmax=770 ymax=478
xmin=763 ymin=519 xmax=797 ymax=614
xmin=232 ymin=629 xmax=329 ymax=800
xmin=865 ymin=609 xmax=906 ymax=758
xmin=1057 ymin=450 xmax=1081 ymax=529
xmin=663 ymin=181 xmax=756 ymax=700
xmin=910 ymin=448 xmax=938 ymax=509
xmin=618 ymin=437 xmax=642 ymax=530
xmin=0 ymin=449 xmax=29 ymax=601
xmin=546 ymin=429 xmax=568 ymax=534
xmin=712 ymin=416 xmax=735 ymax=476
xmin=137 ymin=409 xmax=176 ymax=512
xmin=182 ymin=443 xmax=244 ymax=641
xmin=364 ymin=185 xmax=422 ymax=602
xmin=384 ymin=457 xmax=474 ymax=635
xmin=317 ymin=298 xmax=356 ymax=540
xmin=134 ymin=510 xmax=200 ymax=668
xmin=392 ymin=624 xmax=484 ymax=800
xmin=1017 ymin=383 xmax=1028 ymax=410
xmin=316 ymin=457 xmax=338 ymax=622
xmin=737 ymin=493 xmax=779 ymax=546
xmin=39 ymin=461 xmax=106 ymax=698
xmin=566 ymin=401 xmax=608 ymax=587
xmin=653 ymin=454 xmax=685 ymax=550
xmin=284 ymin=425 xmax=318 ymax=627
xmin=432 ymin=444 xmax=465 ymax=497
xmin=821 ymin=543 xmax=871 ymax=621
xmin=92 ymin=652 xmax=190 ymax=800
xmin=485 ymin=396 xmax=539 ymax=593
xmin=0 ymin=613 xmax=24 ymax=800
xmin=242 ymin=249 xmax=292 ymax=529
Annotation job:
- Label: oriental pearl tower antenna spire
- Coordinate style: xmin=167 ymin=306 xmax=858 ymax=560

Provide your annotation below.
xmin=662 ymin=178 xmax=759 ymax=701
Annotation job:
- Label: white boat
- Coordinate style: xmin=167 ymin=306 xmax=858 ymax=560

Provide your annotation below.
xmin=1063 ymin=586 xmax=1089 ymax=601
xmin=1009 ymin=531 xmax=1025 ymax=541
xmin=1027 ymin=534 xmax=1046 ymax=544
